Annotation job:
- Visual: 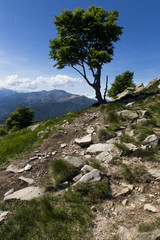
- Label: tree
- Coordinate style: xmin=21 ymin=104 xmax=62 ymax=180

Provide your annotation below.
xmin=49 ymin=5 xmax=123 ymax=103
xmin=5 ymin=105 xmax=34 ymax=131
xmin=108 ymin=71 xmax=135 ymax=99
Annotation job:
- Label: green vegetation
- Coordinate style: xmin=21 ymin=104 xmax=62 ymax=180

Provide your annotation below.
xmin=50 ymin=159 xmax=80 ymax=188
xmin=138 ymin=218 xmax=160 ymax=232
xmin=0 ymin=109 xmax=91 ymax=165
xmin=0 ymin=128 xmax=8 ymax=136
xmin=0 ymin=178 xmax=111 ymax=240
xmin=122 ymin=164 xmax=150 ymax=184
xmin=49 ymin=5 xmax=123 ymax=103
xmin=108 ymin=71 xmax=135 ymax=99
xmin=5 ymin=105 xmax=34 ymax=132
xmin=98 ymin=128 xmax=116 ymax=142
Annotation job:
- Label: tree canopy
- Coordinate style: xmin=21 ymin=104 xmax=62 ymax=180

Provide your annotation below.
xmin=5 ymin=105 xmax=34 ymax=131
xmin=49 ymin=5 xmax=123 ymax=103
xmin=108 ymin=71 xmax=135 ymax=99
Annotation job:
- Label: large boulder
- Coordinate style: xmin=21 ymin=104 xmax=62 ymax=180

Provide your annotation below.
xmin=77 ymin=169 xmax=102 ymax=184
xmin=146 ymin=78 xmax=160 ymax=88
xmin=135 ymin=82 xmax=144 ymax=92
xmin=86 ymin=143 xmax=115 ymax=154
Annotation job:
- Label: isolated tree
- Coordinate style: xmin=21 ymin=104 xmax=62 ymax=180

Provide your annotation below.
xmin=5 ymin=105 xmax=34 ymax=131
xmin=49 ymin=5 xmax=123 ymax=103
xmin=108 ymin=71 xmax=135 ymax=99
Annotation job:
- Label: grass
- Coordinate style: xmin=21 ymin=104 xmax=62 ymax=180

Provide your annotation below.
xmin=138 ymin=218 xmax=160 ymax=232
xmin=122 ymin=164 xmax=150 ymax=184
xmin=0 ymin=178 xmax=112 ymax=240
xmin=0 ymin=109 xmax=91 ymax=166
xmin=98 ymin=128 xmax=116 ymax=142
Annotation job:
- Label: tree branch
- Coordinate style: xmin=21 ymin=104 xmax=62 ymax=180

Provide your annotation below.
xmin=103 ymin=75 xmax=108 ymax=101
xmin=71 ymin=65 xmax=94 ymax=87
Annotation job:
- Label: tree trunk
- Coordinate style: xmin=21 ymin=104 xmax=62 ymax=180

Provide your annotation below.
xmin=93 ymin=69 xmax=106 ymax=104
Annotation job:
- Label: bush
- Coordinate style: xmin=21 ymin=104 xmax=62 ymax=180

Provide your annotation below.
xmin=5 ymin=105 xmax=34 ymax=131
xmin=108 ymin=70 xmax=135 ymax=98
xmin=0 ymin=128 xmax=8 ymax=136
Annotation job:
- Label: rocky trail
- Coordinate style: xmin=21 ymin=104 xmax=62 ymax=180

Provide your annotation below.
xmin=0 ymin=79 xmax=160 ymax=239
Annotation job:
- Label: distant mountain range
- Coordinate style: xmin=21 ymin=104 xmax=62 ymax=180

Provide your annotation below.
xmin=0 ymin=88 xmax=96 ymax=123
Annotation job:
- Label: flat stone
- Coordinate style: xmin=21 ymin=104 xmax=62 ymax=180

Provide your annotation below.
xmin=6 ymin=164 xmax=19 ymax=173
xmin=144 ymin=204 xmax=159 ymax=213
xmin=75 ymin=134 xmax=92 ymax=147
xmin=19 ymin=176 xmax=35 ymax=185
xmin=112 ymin=183 xmax=133 ymax=198
xmin=0 ymin=211 xmax=9 ymax=224
xmin=64 ymin=156 xmax=84 ymax=168
xmin=4 ymin=186 xmax=44 ymax=201
xmin=78 ymin=169 xmax=102 ymax=184
xmin=86 ymin=143 xmax=115 ymax=154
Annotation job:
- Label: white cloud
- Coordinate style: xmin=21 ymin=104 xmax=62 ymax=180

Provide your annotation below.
xmin=0 ymin=74 xmax=83 ymax=92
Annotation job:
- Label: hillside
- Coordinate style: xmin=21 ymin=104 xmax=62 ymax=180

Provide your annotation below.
xmin=0 ymin=89 xmax=96 ymax=122
xmin=0 ymin=78 xmax=160 ymax=240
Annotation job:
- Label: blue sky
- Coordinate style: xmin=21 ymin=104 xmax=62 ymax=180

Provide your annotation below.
xmin=0 ymin=0 xmax=160 ymax=98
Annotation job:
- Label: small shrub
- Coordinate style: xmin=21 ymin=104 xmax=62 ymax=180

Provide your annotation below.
xmin=98 ymin=128 xmax=116 ymax=142
xmin=0 ymin=128 xmax=8 ymax=136
xmin=51 ymin=159 xmax=80 ymax=187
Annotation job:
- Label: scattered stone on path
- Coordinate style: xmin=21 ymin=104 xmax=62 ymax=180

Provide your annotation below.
xmin=144 ymin=204 xmax=159 ymax=213
xmin=112 ymin=182 xmax=133 ymax=198
xmin=61 ymin=143 xmax=67 ymax=148
xmin=4 ymin=186 xmax=44 ymax=201
xmin=75 ymin=134 xmax=92 ymax=147
xmin=124 ymin=143 xmax=138 ymax=152
xmin=6 ymin=164 xmax=20 ymax=173
xmin=19 ymin=176 xmax=35 ymax=185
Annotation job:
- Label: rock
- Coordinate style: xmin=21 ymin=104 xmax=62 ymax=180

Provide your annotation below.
xmin=0 ymin=211 xmax=9 ymax=224
xmin=86 ymin=143 xmax=115 ymax=154
xmin=96 ymin=151 xmax=113 ymax=163
xmin=75 ymin=134 xmax=92 ymax=147
xmin=28 ymin=123 xmax=40 ymax=131
xmin=4 ymin=186 xmax=44 ymax=201
xmin=158 ymin=84 xmax=160 ymax=89
xmin=122 ymin=199 xmax=128 ymax=206
xmin=146 ymin=78 xmax=160 ymax=88
xmin=73 ymin=173 xmax=83 ymax=182
xmin=135 ymin=82 xmax=144 ymax=92
xmin=4 ymin=189 xmax=14 ymax=197
xmin=139 ymin=110 xmax=150 ymax=119
xmin=115 ymin=89 xmax=133 ymax=100
xmin=81 ymin=165 xmax=94 ymax=172
xmin=124 ymin=143 xmax=138 ymax=152
xmin=146 ymin=167 xmax=160 ymax=180
xmin=6 ymin=164 xmax=19 ymax=173
xmin=117 ymin=110 xmax=138 ymax=122
xmin=144 ymin=204 xmax=159 ymax=212
xmin=87 ymin=126 xmax=94 ymax=134
xmin=143 ymin=134 xmax=159 ymax=147
xmin=19 ymin=176 xmax=35 ymax=185
xmin=77 ymin=169 xmax=102 ymax=184
xmin=112 ymin=183 xmax=133 ymax=198
xmin=61 ymin=143 xmax=67 ymax=148
xmin=64 ymin=156 xmax=84 ymax=168
xmin=24 ymin=164 xmax=32 ymax=171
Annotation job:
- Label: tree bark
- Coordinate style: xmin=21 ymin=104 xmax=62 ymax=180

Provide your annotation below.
xmin=93 ymin=69 xmax=106 ymax=104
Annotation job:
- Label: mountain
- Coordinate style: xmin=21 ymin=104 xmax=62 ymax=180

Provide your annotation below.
xmin=0 ymin=89 xmax=96 ymax=122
